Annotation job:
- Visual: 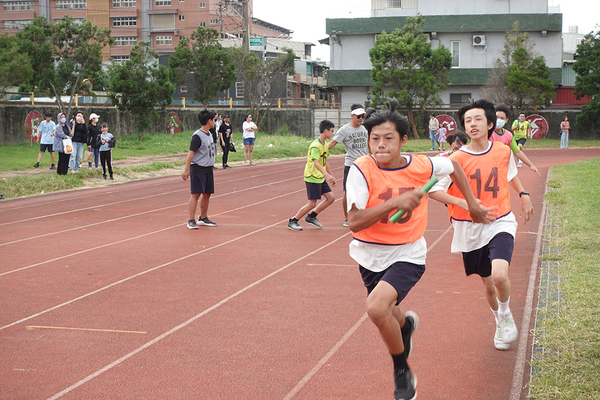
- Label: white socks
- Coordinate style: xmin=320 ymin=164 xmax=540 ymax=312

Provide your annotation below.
xmin=498 ymin=297 xmax=511 ymax=315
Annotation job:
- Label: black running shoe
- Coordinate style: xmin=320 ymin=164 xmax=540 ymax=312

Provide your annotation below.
xmin=197 ymin=217 xmax=218 ymax=227
xmin=402 ymin=311 xmax=419 ymax=359
xmin=304 ymin=214 xmax=322 ymax=228
xmin=394 ymin=368 xmax=417 ymax=400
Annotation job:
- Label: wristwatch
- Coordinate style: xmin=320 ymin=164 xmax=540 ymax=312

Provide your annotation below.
xmin=519 ymin=191 xmax=530 ymax=198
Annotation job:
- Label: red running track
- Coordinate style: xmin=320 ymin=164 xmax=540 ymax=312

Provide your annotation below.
xmin=1 ymin=148 xmax=599 ymax=400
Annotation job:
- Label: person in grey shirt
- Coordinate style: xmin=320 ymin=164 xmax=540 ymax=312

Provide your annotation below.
xmin=328 ymin=103 xmax=369 ymax=226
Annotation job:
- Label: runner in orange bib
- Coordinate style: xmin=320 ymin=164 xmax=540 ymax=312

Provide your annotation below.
xmin=346 ymin=100 xmax=493 ymax=400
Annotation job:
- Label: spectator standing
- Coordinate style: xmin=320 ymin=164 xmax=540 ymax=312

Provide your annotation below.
xmin=560 ymin=116 xmax=570 ymax=149
xmin=99 ymin=123 xmax=114 ymax=180
xmin=87 ymin=113 xmax=101 ymax=169
xmin=242 ymin=114 xmax=258 ymax=165
xmin=70 ymin=111 xmax=88 ymax=173
xmin=428 ymin=114 xmax=440 ymax=151
xmin=328 ymin=104 xmax=369 ymax=227
xmin=52 ymin=112 xmax=72 ymax=175
xmin=33 ymin=111 xmax=56 ymax=169
xmin=218 ymin=114 xmax=232 ymax=169
xmin=435 ymin=123 xmax=448 ymax=151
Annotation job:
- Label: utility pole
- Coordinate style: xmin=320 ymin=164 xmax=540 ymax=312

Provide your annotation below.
xmin=242 ymin=0 xmax=249 ymax=51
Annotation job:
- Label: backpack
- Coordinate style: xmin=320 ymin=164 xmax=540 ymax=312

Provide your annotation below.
xmin=108 ymin=137 xmax=116 ymax=148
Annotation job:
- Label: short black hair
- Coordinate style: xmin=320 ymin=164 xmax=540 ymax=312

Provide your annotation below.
xmin=518 ymin=111 xmax=526 ymax=116
xmin=457 ymin=99 xmax=496 ymax=138
xmin=44 ymin=111 xmax=53 ymax=117
xmin=101 ymin=123 xmax=108 ymax=128
xmin=198 ymin=109 xmax=216 ymax=125
xmin=319 ymin=119 xmax=334 ymax=133
xmin=362 ymin=99 xmax=408 ymax=138
xmin=446 ymin=131 xmax=469 ymax=146
xmin=495 ymin=104 xmax=510 ymax=118
xmin=350 ymin=103 xmax=363 ymax=112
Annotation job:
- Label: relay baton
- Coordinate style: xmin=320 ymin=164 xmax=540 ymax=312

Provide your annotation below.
xmin=389 ymin=176 xmax=439 ymax=223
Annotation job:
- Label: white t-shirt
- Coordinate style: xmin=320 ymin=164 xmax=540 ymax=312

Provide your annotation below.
xmin=430 ymin=142 xmax=519 ymax=253
xmin=346 ymin=155 xmax=455 ymax=272
xmin=243 ymin=121 xmax=257 ymax=139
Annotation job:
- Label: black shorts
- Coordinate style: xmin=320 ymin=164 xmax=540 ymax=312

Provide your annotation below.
xmin=190 ymin=171 xmax=215 ymax=194
xmin=342 ymin=165 xmax=350 ymax=191
xmin=461 ymin=232 xmax=514 ymax=277
xmin=40 ymin=143 xmax=54 ymax=153
xmin=516 ymin=138 xmax=527 ymax=146
xmin=359 ymin=261 xmax=426 ymax=305
xmin=306 ymin=181 xmax=331 ymax=200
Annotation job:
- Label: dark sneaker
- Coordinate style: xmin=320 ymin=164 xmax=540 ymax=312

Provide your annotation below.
xmin=304 ymin=214 xmax=323 ymax=229
xmin=402 ymin=311 xmax=419 ymax=359
xmin=287 ymin=218 xmax=303 ymax=231
xmin=33 ymin=162 xmax=39 ymax=168
xmin=394 ymin=368 xmax=417 ymax=400
xmin=187 ymin=219 xmax=199 ymax=229
xmin=110 ymin=175 xmax=114 ymax=180
xmin=343 ymin=220 xmax=349 ymax=227
xmin=49 ymin=164 xmax=56 ymax=170
xmin=197 ymin=217 xmax=218 ymax=227
xmin=103 ymin=175 xmax=107 ymax=180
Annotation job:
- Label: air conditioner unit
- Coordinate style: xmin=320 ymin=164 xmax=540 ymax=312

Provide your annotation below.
xmin=472 ymin=35 xmax=486 ymax=46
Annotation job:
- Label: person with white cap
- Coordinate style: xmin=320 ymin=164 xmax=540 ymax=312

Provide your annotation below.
xmin=87 ymin=113 xmax=101 ymax=169
xmin=328 ymin=103 xmax=369 ymax=226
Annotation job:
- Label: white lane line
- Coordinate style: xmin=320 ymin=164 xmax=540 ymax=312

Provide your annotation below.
xmin=0 ymin=188 xmax=304 ymax=277
xmin=283 ymin=225 xmax=452 ymax=399
xmin=509 ymin=172 xmax=550 ymax=400
xmin=46 ymin=232 xmax=352 ymax=400
xmin=0 ymin=165 xmax=304 ymax=226
xmin=0 ymin=175 xmax=302 ymax=247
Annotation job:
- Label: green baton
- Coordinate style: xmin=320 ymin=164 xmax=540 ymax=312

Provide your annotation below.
xmin=389 ymin=176 xmax=439 ymax=223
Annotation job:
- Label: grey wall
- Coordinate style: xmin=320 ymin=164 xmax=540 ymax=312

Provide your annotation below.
xmin=0 ymin=104 xmax=315 ymax=144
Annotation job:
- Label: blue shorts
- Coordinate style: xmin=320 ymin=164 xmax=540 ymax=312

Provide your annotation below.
xmin=190 ymin=171 xmax=215 ymax=194
xmin=516 ymin=138 xmax=527 ymax=146
xmin=360 ymin=261 xmax=426 ymax=305
xmin=306 ymin=181 xmax=331 ymax=200
xmin=461 ymin=232 xmax=514 ymax=277
xmin=243 ymin=137 xmax=255 ymax=146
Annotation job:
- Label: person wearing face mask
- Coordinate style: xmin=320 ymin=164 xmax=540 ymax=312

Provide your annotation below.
xmin=491 ymin=105 xmax=539 ymax=176
xmin=70 ymin=111 xmax=88 ymax=173
xmin=52 ymin=112 xmax=73 ymax=175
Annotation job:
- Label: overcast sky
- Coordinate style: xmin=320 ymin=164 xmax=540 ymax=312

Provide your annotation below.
xmin=252 ymin=0 xmax=599 ymax=62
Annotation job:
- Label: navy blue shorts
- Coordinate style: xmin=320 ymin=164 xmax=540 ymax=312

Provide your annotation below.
xmin=359 ymin=261 xmax=426 ymax=305
xmin=342 ymin=165 xmax=350 ymax=191
xmin=461 ymin=232 xmax=514 ymax=277
xmin=306 ymin=181 xmax=331 ymax=200
xmin=516 ymin=138 xmax=527 ymax=146
xmin=190 ymin=171 xmax=215 ymax=194
xmin=40 ymin=143 xmax=54 ymax=153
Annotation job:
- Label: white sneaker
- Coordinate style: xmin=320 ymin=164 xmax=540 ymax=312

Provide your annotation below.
xmin=494 ymin=323 xmax=510 ymax=351
xmin=498 ymin=312 xmax=518 ymax=344
xmin=517 ymin=160 xmax=523 ymax=168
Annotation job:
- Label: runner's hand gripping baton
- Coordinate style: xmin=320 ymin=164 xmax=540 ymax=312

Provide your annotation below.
xmin=389 ymin=176 xmax=439 ymax=224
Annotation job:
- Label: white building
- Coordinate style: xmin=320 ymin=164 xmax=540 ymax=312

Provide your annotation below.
xmin=326 ymin=0 xmax=563 ymax=106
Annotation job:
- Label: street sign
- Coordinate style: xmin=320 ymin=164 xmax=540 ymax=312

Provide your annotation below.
xmin=249 ymin=37 xmax=263 ymax=47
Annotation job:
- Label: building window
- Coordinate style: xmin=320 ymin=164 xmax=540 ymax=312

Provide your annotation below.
xmin=3 ymin=1 xmax=34 ymax=11
xmin=112 ymin=0 xmax=136 ymax=7
xmin=180 ymin=86 xmax=188 ymax=93
xmin=155 ymin=0 xmax=171 ymax=5
xmin=156 ymin=35 xmax=172 ymax=45
xmin=56 ymin=0 xmax=87 ymax=9
xmin=199 ymin=21 xmax=205 ymax=27
xmin=111 ymin=55 xmax=131 ymax=62
xmin=451 ymin=41 xmax=460 ymax=68
xmin=210 ymin=18 xmax=219 ymax=24
xmin=113 ymin=17 xmax=137 ymax=26
xmin=450 ymin=93 xmax=471 ymax=104
xmin=179 ymin=15 xmax=185 ymax=21
xmin=113 ymin=36 xmax=137 ymax=46
xmin=199 ymin=2 xmax=205 ymax=7
xmin=235 ymin=82 xmax=244 ymax=98
xmin=3 ymin=20 xmax=31 ymax=29
xmin=387 ymin=0 xmax=401 ymax=8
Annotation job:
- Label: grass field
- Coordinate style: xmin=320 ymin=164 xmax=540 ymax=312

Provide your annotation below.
xmin=529 ymin=158 xmax=600 ymax=399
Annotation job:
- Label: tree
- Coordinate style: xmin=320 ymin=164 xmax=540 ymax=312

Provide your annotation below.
xmin=169 ymin=27 xmax=236 ymax=106
xmin=18 ymin=15 xmax=113 ymax=118
xmin=0 ymin=34 xmax=32 ymax=97
xmin=227 ymin=46 xmax=295 ymax=125
xmin=109 ymin=42 xmax=175 ymax=139
xmin=482 ymin=24 xmax=555 ymax=112
xmin=573 ymin=28 xmax=600 ymax=128
xmin=369 ymin=14 xmax=452 ymax=138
